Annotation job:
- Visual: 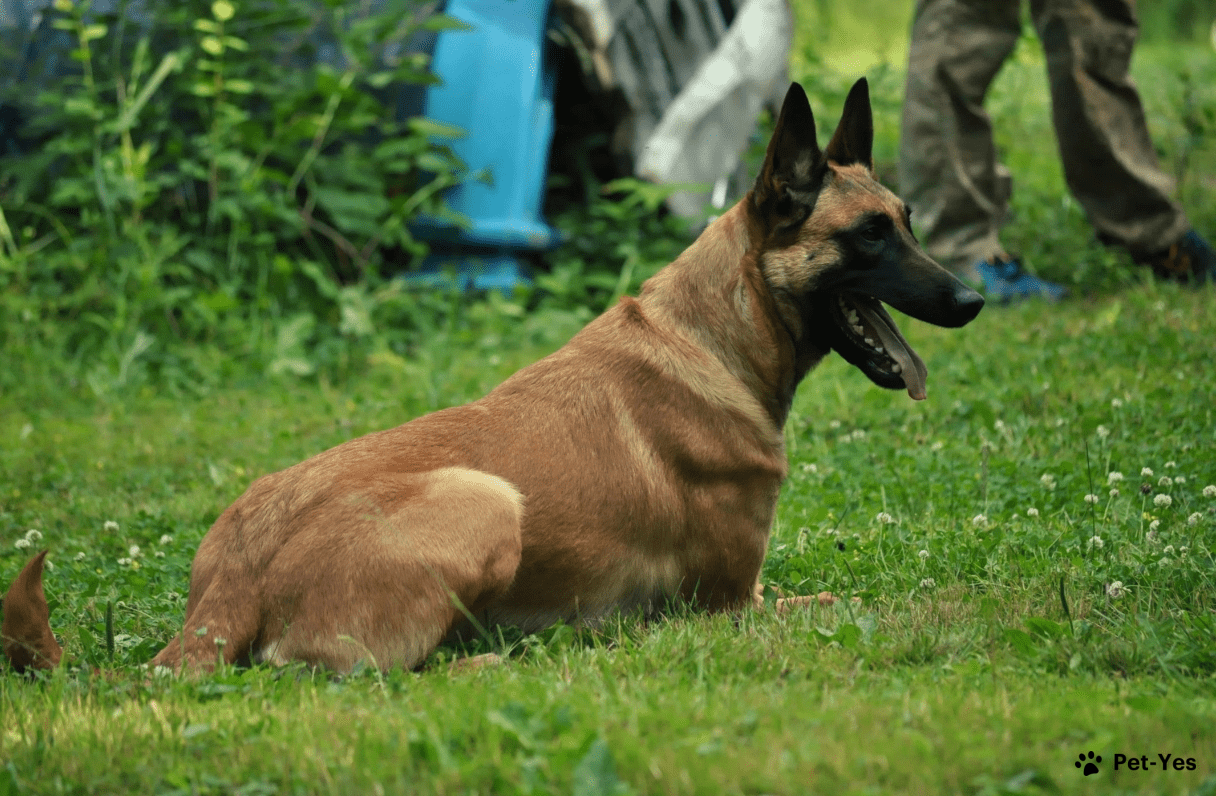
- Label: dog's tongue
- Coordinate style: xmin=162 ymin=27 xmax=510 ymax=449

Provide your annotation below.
xmin=855 ymin=301 xmax=929 ymax=400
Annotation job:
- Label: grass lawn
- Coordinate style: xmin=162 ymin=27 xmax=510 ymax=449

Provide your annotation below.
xmin=3 ymin=15 xmax=1216 ymax=796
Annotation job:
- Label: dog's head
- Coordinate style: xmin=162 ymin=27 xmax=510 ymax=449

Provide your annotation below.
xmin=749 ymin=79 xmax=983 ymax=400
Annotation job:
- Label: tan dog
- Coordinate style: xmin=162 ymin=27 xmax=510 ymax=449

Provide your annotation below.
xmin=2 ymin=79 xmax=982 ymax=674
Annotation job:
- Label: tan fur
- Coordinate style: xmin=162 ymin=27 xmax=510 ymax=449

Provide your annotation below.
xmin=2 ymin=551 xmax=62 ymax=672
xmin=2 ymin=80 xmax=981 ymax=675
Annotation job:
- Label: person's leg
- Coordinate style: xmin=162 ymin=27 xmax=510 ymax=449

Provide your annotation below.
xmin=1031 ymin=0 xmax=1213 ymax=281
xmin=899 ymin=0 xmax=1022 ymax=278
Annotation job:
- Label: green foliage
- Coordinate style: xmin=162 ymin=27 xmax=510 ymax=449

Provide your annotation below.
xmin=1137 ymin=0 xmax=1216 ymax=42
xmin=0 ymin=0 xmax=467 ymax=391
xmin=538 ymin=177 xmax=694 ymax=317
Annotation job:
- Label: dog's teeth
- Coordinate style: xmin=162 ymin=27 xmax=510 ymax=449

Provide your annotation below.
xmin=892 ymin=363 xmax=902 ymax=373
xmin=864 ymin=337 xmax=874 ymax=345
xmin=853 ymin=325 xmax=864 ymax=335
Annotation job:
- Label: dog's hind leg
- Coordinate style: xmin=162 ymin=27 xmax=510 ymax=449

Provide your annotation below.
xmin=252 ymin=467 xmax=524 ymax=672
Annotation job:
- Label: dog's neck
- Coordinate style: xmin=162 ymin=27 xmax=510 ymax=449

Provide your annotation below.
xmin=636 ymin=200 xmax=819 ymax=428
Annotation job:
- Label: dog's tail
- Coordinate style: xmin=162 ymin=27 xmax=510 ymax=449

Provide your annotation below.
xmin=1 ymin=551 xmax=63 ymax=672
xmin=147 ymin=574 xmax=261 ymax=674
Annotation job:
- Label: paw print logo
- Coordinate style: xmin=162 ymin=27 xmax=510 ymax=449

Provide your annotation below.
xmin=1075 ymin=751 xmax=1102 ymax=776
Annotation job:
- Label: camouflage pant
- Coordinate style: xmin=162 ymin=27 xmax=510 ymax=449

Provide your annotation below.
xmin=897 ymin=0 xmax=1190 ymax=276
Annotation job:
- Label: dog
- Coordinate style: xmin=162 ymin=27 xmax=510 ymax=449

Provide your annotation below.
xmin=2 ymin=78 xmax=983 ymax=675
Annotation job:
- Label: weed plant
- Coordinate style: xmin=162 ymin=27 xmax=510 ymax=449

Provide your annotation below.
xmin=0 ymin=0 xmax=468 ymax=391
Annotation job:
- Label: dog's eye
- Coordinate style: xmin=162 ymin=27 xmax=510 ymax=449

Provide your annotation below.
xmin=859 ymin=226 xmax=883 ymax=243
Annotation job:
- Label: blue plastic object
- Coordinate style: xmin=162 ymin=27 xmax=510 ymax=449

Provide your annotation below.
xmin=405 ymin=0 xmax=562 ymax=292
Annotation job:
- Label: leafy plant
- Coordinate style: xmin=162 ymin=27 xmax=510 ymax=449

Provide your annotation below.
xmin=539 ymin=177 xmax=696 ymax=316
xmin=0 ymin=0 xmax=467 ymax=390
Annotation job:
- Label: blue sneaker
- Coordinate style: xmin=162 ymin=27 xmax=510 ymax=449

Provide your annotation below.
xmin=975 ymin=256 xmax=1068 ymax=304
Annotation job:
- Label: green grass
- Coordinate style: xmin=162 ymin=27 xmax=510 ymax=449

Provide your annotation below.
xmin=3 ymin=16 xmax=1216 ymax=796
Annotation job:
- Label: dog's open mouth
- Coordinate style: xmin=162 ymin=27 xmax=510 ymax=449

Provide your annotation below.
xmin=831 ymin=293 xmax=929 ymax=400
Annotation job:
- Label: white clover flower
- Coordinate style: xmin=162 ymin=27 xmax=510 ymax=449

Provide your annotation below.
xmin=154 ymin=551 xmax=165 ymax=558
xmin=1159 ymin=557 xmax=1172 ymax=567
xmin=159 ymin=534 xmax=174 ymax=546
xmin=829 ymin=420 xmax=842 ymax=430
xmin=1026 ymin=507 xmax=1040 ymax=517
xmin=1204 ymin=485 xmax=1216 ymax=498
xmin=875 ymin=512 xmax=895 ymax=525
xmin=972 ymin=514 xmax=988 ymax=528
xmin=1084 ymin=494 xmax=1100 ymax=504
xmin=44 ymin=559 xmax=53 ymax=571
xmin=1088 ymin=535 xmax=1104 ymax=550
xmin=919 ymin=578 xmax=936 ymax=590
xmin=1111 ymin=398 xmax=1124 ymax=408
xmin=1179 ymin=546 xmax=1189 ymax=556
xmin=24 ymin=529 xmax=42 ymax=543
xmin=1149 ymin=519 xmax=1161 ymax=532
xmin=154 ymin=665 xmax=174 ymax=679
xmin=1154 ymin=494 xmax=1173 ymax=508
xmin=75 ymin=551 xmax=86 ymax=561
xmin=104 ymin=520 xmax=119 ymax=532
xmin=1040 ymin=473 xmax=1057 ymax=490
xmin=1141 ymin=467 xmax=1154 ymax=477
xmin=1188 ymin=512 xmax=1203 ymax=527
xmin=1108 ymin=471 xmax=1124 ymax=484
xmin=1109 ymin=488 xmax=1120 ymax=498
xmin=918 ymin=549 xmax=930 ymax=560
xmin=930 ymin=440 xmax=944 ymax=452
xmin=994 ymin=419 xmax=1006 ymax=432
xmin=1158 ymin=476 xmax=1173 ymax=487
xmin=1163 ymin=545 xmax=1175 ymax=555
xmin=1174 ymin=475 xmax=1186 ymax=484
xmin=1106 ymin=581 xmax=1126 ymax=599
xmin=1164 ymin=461 xmax=1177 ymax=469
xmin=1096 ymin=425 xmax=1110 ymax=439
xmin=128 ymin=545 xmax=141 ymax=558
xmin=117 ymin=557 xmax=132 ymax=566
xmin=14 ymin=537 xmax=30 ymax=550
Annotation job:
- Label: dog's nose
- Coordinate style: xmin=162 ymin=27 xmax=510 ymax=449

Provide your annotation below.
xmin=951 ymin=285 xmax=984 ymax=325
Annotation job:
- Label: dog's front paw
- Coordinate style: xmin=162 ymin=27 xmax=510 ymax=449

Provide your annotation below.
xmin=774 ymin=591 xmax=839 ymax=614
xmin=447 ymin=652 xmax=503 ymax=673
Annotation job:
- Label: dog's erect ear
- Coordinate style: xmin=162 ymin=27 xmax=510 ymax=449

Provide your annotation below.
xmin=752 ymin=82 xmax=825 ymax=230
xmin=2 ymin=551 xmax=62 ymax=673
xmin=824 ymin=77 xmax=874 ymax=170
